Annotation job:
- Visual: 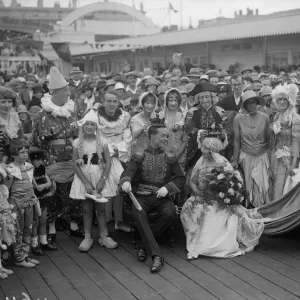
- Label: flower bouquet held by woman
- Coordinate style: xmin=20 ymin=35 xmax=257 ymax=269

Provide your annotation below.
xmin=180 ymin=137 xmax=265 ymax=260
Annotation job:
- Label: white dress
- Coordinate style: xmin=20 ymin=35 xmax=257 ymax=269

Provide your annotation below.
xmin=69 ymin=138 xmax=123 ymax=199
xmin=180 ymin=158 xmax=264 ymax=259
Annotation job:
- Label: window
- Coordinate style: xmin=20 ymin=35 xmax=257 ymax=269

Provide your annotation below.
xmin=220 ymin=44 xmax=231 ymax=53
xmin=292 ymin=52 xmax=300 ymax=65
xmin=243 ymin=43 xmax=252 ymax=50
xmin=267 ymin=52 xmax=288 ymax=68
xmin=99 ymin=61 xmax=108 ymax=74
xmin=232 ymin=44 xmax=241 ymax=51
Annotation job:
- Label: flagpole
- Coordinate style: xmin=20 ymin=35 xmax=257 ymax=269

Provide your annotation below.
xmin=180 ymin=0 xmax=183 ymax=29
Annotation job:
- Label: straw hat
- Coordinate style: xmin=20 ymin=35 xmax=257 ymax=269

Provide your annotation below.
xmin=241 ymin=68 xmax=252 ymax=74
xmin=70 ymin=66 xmax=83 ymax=75
xmin=104 ymin=80 xmax=116 ymax=90
xmin=180 ymin=76 xmax=190 ymax=84
xmin=115 ymin=82 xmax=125 ymax=90
xmin=48 ymin=67 xmax=68 ymax=90
xmin=260 ymin=86 xmax=272 ymax=97
xmin=28 ymin=105 xmax=42 ymax=116
xmin=125 ymin=71 xmax=139 ymax=78
xmin=187 ymin=68 xmax=200 ymax=77
xmin=145 ymin=77 xmax=159 ymax=87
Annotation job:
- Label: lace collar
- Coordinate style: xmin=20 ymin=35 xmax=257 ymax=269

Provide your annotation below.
xmin=41 ymin=94 xmax=75 ymax=118
xmin=98 ymin=107 xmax=127 ymax=129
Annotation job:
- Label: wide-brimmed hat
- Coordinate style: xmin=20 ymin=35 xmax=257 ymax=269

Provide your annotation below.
xmin=125 ymin=71 xmax=139 ymax=78
xmin=241 ymin=68 xmax=252 ymax=74
xmin=200 ymin=75 xmax=209 ymax=82
xmin=206 ymin=70 xmax=219 ymax=77
xmin=260 ymin=86 xmax=272 ymax=97
xmin=187 ymin=68 xmax=200 ymax=77
xmin=180 ymin=76 xmax=190 ymax=83
xmin=9 ymin=78 xmax=20 ymax=86
xmin=189 ymin=82 xmax=217 ymax=96
xmin=48 ymin=67 xmax=68 ymax=90
xmin=241 ymin=90 xmax=265 ymax=110
xmin=70 ymin=66 xmax=83 ymax=75
xmin=28 ymin=105 xmax=42 ymax=116
xmin=32 ymin=84 xmax=44 ymax=93
xmin=17 ymin=105 xmax=28 ymax=114
xmin=104 ymin=79 xmax=116 ymax=90
xmin=115 ymin=82 xmax=125 ymax=90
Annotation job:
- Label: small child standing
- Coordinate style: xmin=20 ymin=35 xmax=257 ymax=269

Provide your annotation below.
xmin=29 ymin=147 xmax=58 ymax=256
xmin=6 ymin=139 xmax=41 ymax=268
xmin=69 ymin=109 xmax=120 ymax=251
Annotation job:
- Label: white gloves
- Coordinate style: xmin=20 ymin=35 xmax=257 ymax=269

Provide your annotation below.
xmin=156 ymin=187 xmax=168 ymax=198
xmin=122 ymin=182 xmax=132 ymax=193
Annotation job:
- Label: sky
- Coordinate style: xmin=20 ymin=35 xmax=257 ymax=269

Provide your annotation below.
xmin=3 ymin=0 xmax=300 ymax=28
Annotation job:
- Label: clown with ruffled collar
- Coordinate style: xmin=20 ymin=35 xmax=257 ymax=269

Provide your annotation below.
xmin=97 ymin=93 xmax=133 ymax=232
xmin=32 ymin=67 xmax=84 ymax=243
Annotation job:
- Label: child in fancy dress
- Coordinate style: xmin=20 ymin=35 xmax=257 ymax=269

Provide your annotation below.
xmin=6 ymin=139 xmax=41 ymax=268
xmin=69 ymin=109 xmax=122 ymax=251
xmin=29 ymin=147 xmax=58 ymax=256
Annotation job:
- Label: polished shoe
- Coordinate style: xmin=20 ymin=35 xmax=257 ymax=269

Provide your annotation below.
xmin=137 ymin=247 xmax=147 ymax=262
xmin=115 ymin=223 xmax=132 ymax=233
xmin=70 ymin=229 xmax=85 ymax=238
xmin=40 ymin=243 xmax=58 ymax=251
xmin=98 ymin=236 xmax=118 ymax=249
xmin=32 ymin=246 xmax=44 ymax=256
xmin=150 ymin=256 xmax=164 ymax=273
xmin=47 ymin=233 xmax=56 ymax=244
xmin=14 ymin=259 xmax=35 ymax=268
xmin=26 ymin=257 xmax=40 ymax=265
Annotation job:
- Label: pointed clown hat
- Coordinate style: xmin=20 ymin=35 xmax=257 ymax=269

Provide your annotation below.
xmin=48 ymin=67 xmax=68 ymax=91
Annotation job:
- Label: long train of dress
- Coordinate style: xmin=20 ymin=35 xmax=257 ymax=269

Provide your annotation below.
xmin=258 ymin=181 xmax=300 ymax=235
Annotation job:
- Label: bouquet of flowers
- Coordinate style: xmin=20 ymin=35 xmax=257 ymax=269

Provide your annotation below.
xmin=206 ymin=167 xmax=247 ymax=206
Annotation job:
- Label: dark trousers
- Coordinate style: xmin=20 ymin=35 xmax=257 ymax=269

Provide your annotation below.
xmin=132 ymin=194 xmax=175 ymax=257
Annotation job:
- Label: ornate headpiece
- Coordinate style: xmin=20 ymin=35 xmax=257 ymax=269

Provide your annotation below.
xmin=149 ymin=110 xmax=166 ymax=127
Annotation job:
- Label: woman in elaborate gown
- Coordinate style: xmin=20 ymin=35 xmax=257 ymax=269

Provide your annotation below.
xmin=232 ymin=90 xmax=271 ymax=207
xmin=270 ymin=83 xmax=300 ymax=201
xmin=181 ymin=137 xmax=264 ymax=259
xmin=160 ymin=88 xmax=188 ymax=173
xmin=130 ymin=92 xmax=157 ymax=155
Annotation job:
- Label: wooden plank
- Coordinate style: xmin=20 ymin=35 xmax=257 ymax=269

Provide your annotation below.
xmin=65 ymin=232 xmax=165 ymax=300
xmin=116 ymin=232 xmax=218 ymax=300
xmin=232 ymin=255 xmax=300 ymax=297
xmin=135 ymin=243 xmax=246 ymax=300
xmin=258 ymin=242 xmax=300 ymax=271
xmin=0 ymin=269 xmax=29 ymax=300
xmin=36 ymin=251 xmax=84 ymax=300
xmin=14 ymin=259 xmax=59 ymax=300
xmin=47 ymin=232 xmax=111 ymax=300
xmin=246 ymin=246 xmax=300 ymax=283
xmin=57 ymin=231 xmax=137 ymax=300
xmin=169 ymin=244 xmax=273 ymax=300
xmin=209 ymin=256 xmax=298 ymax=300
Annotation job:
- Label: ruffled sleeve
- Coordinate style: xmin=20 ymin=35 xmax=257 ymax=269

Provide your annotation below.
xmin=72 ymin=138 xmax=79 ymax=149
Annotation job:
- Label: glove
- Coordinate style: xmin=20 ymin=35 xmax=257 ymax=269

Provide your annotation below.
xmin=122 ymin=182 xmax=132 ymax=193
xmin=156 ymin=187 xmax=168 ymax=198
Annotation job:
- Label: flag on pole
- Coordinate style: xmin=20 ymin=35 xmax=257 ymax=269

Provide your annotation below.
xmin=169 ymin=2 xmax=178 ymax=13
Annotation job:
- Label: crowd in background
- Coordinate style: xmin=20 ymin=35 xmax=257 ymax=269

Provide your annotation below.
xmin=0 ymin=51 xmax=300 ymax=274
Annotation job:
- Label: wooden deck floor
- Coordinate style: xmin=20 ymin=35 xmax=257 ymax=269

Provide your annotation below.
xmin=2 ymin=222 xmax=300 ymax=300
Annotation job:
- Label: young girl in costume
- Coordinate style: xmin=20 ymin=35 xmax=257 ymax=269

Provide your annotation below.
xmin=6 ymin=139 xmax=41 ymax=268
xmin=29 ymin=147 xmax=58 ymax=256
xmin=0 ymin=165 xmax=16 ymax=278
xmin=70 ymin=109 xmax=119 ymax=251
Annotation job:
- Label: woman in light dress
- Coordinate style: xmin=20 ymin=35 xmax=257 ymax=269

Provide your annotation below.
xmin=160 ymin=88 xmax=189 ymax=173
xmin=270 ymin=83 xmax=300 ymax=200
xmin=181 ymin=137 xmax=264 ymax=259
xmin=130 ymin=92 xmax=157 ymax=155
xmin=232 ymin=90 xmax=271 ymax=207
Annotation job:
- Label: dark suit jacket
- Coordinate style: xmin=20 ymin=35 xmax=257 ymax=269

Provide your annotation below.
xmin=219 ymin=93 xmax=242 ymax=112
xmin=19 ymin=89 xmax=32 ymax=108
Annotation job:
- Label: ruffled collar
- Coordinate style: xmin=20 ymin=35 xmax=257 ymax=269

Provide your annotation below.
xmin=0 ymin=111 xmax=21 ymax=139
xmin=98 ymin=106 xmax=123 ymax=122
xmin=41 ymin=94 xmax=75 ymax=118
xmin=6 ymin=162 xmax=34 ymax=180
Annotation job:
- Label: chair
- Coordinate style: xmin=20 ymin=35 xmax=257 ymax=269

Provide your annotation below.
xmin=122 ymin=193 xmax=180 ymax=248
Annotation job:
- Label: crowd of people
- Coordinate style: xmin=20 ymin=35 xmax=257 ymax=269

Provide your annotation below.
xmin=0 ymin=52 xmax=300 ymax=277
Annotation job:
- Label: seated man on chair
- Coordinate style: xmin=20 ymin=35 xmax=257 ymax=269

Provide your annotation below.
xmin=120 ymin=112 xmax=185 ymax=273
